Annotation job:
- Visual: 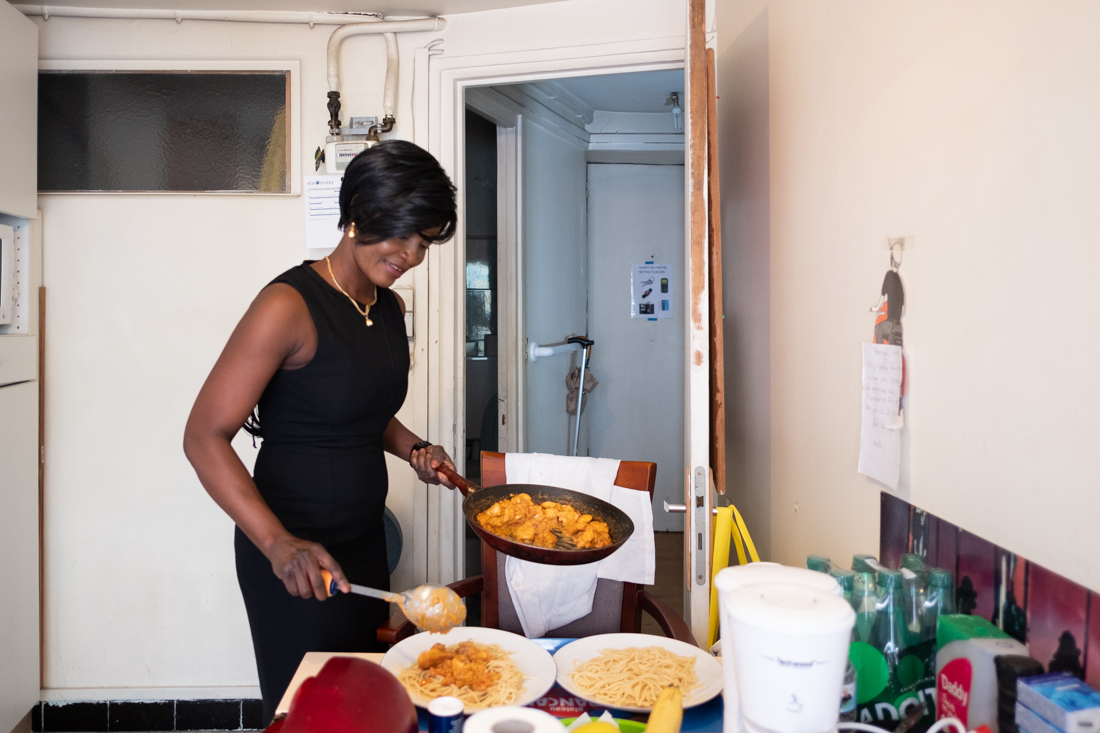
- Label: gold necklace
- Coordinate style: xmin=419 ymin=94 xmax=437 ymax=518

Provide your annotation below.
xmin=325 ymin=255 xmax=378 ymax=327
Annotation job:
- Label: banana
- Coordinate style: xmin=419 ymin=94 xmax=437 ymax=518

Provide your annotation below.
xmin=646 ymin=686 xmax=683 ymax=733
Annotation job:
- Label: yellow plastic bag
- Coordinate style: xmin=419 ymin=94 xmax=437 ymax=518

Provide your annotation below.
xmin=707 ymin=503 xmax=760 ymax=648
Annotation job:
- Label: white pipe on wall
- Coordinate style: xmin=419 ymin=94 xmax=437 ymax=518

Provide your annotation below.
xmin=15 ymin=5 xmax=388 ymax=26
xmin=325 ymin=17 xmax=446 ymax=94
xmin=383 ymin=33 xmax=399 ymax=117
xmin=16 ymin=4 xmax=446 ymax=136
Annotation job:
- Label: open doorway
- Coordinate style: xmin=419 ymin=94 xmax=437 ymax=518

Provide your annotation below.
xmin=462 ymin=109 xmax=498 ymax=625
xmin=462 ymin=68 xmax=687 ymax=630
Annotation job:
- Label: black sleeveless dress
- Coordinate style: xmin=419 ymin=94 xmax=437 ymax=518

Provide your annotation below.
xmin=234 ymin=262 xmax=409 ymax=723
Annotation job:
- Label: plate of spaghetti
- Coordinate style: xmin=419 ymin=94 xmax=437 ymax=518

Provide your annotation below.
xmin=553 ymin=633 xmax=724 ymax=713
xmin=380 ymin=627 xmax=556 ymax=714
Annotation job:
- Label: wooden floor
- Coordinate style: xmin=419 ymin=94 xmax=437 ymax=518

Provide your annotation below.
xmin=640 ymin=531 xmax=684 ymax=636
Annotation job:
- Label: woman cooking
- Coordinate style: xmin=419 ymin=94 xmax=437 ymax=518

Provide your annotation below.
xmin=183 ymin=141 xmax=458 ymax=723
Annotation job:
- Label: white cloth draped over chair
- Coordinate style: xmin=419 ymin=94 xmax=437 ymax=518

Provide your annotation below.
xmin=502 ymin=452 xmax=655 ymax=638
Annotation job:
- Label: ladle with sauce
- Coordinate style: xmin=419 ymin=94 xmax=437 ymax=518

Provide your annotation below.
xmin=320 ymin=570 xmax=466 ymax=634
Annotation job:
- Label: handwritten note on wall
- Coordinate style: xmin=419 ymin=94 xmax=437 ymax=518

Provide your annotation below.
xmin=858 ymin=343 xmax=904 ymax=490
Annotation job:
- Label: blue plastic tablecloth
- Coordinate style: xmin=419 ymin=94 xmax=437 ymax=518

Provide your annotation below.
xmin=415 ymin=638 xmax=723 ymax=732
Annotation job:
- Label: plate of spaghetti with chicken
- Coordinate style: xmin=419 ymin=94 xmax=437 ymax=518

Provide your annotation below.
xmin=380 ymin=627 xmax=556 ymax=714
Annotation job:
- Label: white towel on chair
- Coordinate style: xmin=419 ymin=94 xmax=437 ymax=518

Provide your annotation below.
xmin=502 ymin=453 xmax=655 ymax=638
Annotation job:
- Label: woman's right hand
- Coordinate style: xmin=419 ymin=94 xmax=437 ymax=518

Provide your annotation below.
xmin=265 ymin=535 xmax=349 ymax=600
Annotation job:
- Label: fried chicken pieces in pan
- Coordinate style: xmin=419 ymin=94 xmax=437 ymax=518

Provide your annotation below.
xmin=475 ymin=493 xmax=612 ymax=549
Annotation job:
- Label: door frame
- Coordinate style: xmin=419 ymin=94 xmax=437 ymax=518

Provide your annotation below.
xmin=464 ymin=87 xmax=524 ymax=458
xmin=418 ymin=37 xmax=689 ymax=587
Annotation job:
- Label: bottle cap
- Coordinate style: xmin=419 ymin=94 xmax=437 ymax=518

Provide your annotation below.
xmin=928 ymin=568 xmax=954 ymax=588
xmin=877 ymin=568 xmax=903 ymax=589
xmin=428 ymin=696 xmax=465 ymax=717
xmin=807 ymin=555 xmax=832 ymax=573
xmin=852 ymin=554 xmax=878 ymax=573
xmin=900 ymin=553 xmax=929 ymax=574
xmin=829 ymin=567 xmax=855 ymax=590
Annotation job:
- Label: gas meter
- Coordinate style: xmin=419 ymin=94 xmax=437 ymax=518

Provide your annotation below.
xmin=324 ymin=116 xmax=379 ymax=174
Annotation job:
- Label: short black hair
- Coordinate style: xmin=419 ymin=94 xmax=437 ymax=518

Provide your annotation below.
xmin=338 ymin=140 xmax=457 ymax=245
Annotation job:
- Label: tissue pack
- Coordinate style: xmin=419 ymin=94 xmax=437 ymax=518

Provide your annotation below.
xmin=1016 ymin=673 xmax=1100 ymax=733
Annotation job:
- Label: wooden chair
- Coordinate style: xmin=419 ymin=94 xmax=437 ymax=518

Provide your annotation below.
xmin=378 ymin=452 xmax=694 ymax=645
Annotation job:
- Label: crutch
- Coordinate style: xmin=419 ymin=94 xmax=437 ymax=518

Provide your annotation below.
xmin=567 ymin=336 xmax=594 ymax=457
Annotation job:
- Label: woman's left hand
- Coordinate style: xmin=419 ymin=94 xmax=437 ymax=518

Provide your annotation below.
xmin=410 ymin=444 xmax=457 ymax=489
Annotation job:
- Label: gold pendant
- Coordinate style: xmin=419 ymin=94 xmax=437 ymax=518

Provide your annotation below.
xmin=366 ymin=317 xmax=373 ymax=327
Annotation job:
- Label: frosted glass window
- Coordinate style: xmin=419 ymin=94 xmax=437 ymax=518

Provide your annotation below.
xmin=38 ymin=71 xmax=289 ymax=192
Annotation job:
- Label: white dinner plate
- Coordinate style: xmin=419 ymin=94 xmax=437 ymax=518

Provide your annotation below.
xmin=380 ymin=627 xmax=557 ymax=715
xmin=553 ymin=633 xmax=725 ymax=713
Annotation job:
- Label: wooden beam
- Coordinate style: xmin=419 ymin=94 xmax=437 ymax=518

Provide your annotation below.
xmin=706 ymin=48 xmax=726 ymax=496
xmin=38 ymin=285 xmax=45 ymax=689
xmin=684 ymin=0 xmax=711 ymax=644
xmin=688 ymin=0 xmax=708 ymax=335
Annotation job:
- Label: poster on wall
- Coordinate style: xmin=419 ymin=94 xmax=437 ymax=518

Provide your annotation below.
xmin=858 ymin=244 xmax=907 ymax=490
xmin=304 ymin=173 xmax=344 ymax=251
xmin=631 ymin=262 xmax=672 ymax=319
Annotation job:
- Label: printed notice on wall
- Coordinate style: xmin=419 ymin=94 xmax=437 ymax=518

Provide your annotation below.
xmin=858 ymin=342 xmax=904 ymax=490
xmin=304 ymin=173 xmax=344 ymax=251
xmin=631 ymin=263 xmax=673 ymax=319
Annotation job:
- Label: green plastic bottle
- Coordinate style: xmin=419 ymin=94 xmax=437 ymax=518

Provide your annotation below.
xmin=829 ymin=567 xmax=857 ymax=610
xmin=823 ymin=565 xmax=860 ymax=723
xmin=920 ymin=568 xmax=956 ymax=642
xmin=807 ymin=554 xmax=833 ymax=574
xmin=851 ymin=555 xmax=879 ymax=643
xmin=898 ymin=555 xmax=927 ymax=642
xmin=853 ymin=569 xmax=936 ymax=725
xmin=870 ymin=569 xmax=909 ymax=668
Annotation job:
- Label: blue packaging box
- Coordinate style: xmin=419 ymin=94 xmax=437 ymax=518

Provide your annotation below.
xmin=1017 ymin=673 xmax=1100 ymax=733
xmin=1017 ymin=701 xmax=1069 ymax=733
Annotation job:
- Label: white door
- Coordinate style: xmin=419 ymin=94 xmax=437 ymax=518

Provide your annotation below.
xmin=682 ymin=0 xmax=714 ymax=645
xmin=0 ymin=5 xmax=41 ymax=730
xmin=585 ymin=163 xmax=686 ymax=531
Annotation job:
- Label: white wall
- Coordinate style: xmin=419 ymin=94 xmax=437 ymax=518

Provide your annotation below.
xmin=0 ymin=2 xmax=37 ymax=220
xmin=34 ymin=14 xmax=429 ymax=700
xmin=716 ymin=0 xmax=1100 ymax=591
xmin=31 ymin=0 xmax=685 ymax=699
xmin=586 ymin=163 xmax=685 ymax=531
xmin=521 ymin=119 xmax=589 ymax=455
xmin=0 ymin=10 xmax=42 ymax=731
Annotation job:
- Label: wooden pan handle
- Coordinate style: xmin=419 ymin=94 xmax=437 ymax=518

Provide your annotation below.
xmin=436 ymin=463 xmax=480 ymax=496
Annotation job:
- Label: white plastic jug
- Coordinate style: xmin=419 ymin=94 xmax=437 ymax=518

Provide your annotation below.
xmin=716 ymin=564 xmax=850 ymax=733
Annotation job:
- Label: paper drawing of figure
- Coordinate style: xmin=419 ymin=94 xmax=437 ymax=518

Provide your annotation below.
xmin=873 ymin=269 xmax=905 ymax=347
xmin=1049 ymin=631 xmax=1085 ymax=679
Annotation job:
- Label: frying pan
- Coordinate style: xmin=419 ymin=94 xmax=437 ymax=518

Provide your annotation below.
xmin=437 ymin=464 xmax=635 ymax=566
